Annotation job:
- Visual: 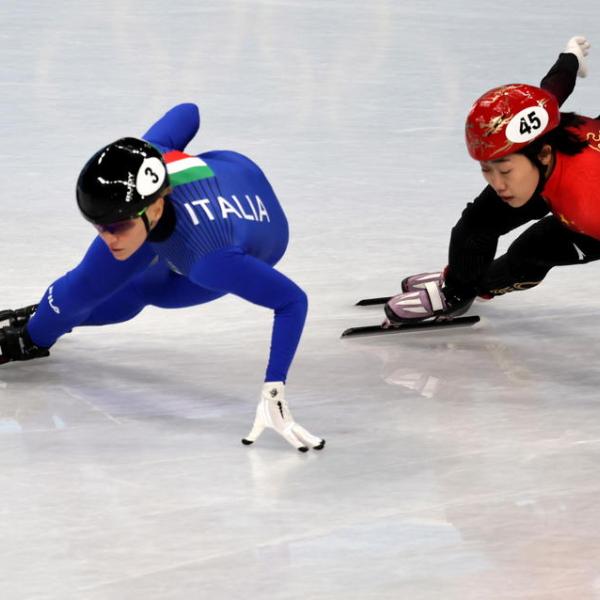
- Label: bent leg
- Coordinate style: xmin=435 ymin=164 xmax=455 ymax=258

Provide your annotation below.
xmin=28 ymin=237 xmax=156 ymax=347
xmin=446 ymin=186 xmax=550 ymax=298
xmin=82 ymin=260 xmax=226 ymax=326
xmin=479 ymin=216 xmax=600 ymax=295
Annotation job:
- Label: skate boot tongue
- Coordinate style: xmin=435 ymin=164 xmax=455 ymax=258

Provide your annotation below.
xmin=401 ymin=271 xmax=444 ymax=293
xmin=385 ymin=282 xmax=448 ymax=324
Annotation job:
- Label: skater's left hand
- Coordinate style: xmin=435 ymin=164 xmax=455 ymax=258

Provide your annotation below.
xmin=242 ymin=382 xmax=325 ymax=452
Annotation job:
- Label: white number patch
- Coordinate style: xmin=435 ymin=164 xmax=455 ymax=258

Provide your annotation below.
xmin=505 ymin=106 xmax=548 ymax=143
xmin=136 ymin=157 xmax=166 ymax=196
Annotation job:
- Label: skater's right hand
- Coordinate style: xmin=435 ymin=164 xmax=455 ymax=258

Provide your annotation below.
xmin=565 ymin=36 xmax=591 ymax=78
xmin=242 ymin=382 xmax=325 ymax=452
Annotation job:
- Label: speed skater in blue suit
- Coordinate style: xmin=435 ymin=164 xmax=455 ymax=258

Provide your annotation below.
xmin=0 ymin=103 xmax=325 ymax=453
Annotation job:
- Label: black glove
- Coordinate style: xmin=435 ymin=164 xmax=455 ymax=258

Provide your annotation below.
xmin=0 ymin=304 xmax=38 ymax=328
xmin=0 ymin=325 xmax=49 ymax=365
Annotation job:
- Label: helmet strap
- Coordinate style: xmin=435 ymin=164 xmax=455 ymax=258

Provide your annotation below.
xmin=141 ymin=211 xmax=152 ymax=234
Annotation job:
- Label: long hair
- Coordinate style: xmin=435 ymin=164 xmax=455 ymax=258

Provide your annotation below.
xmin=519 ymin=112 xmax=588 ymax=162
xmin=518 ymin=112 xmax=588 ymax=194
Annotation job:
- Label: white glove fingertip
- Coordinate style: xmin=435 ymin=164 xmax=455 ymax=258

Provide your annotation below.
xmin=281 ymin=428 xmax=308 ymax=452
xmin=292 ymin=424 xmax=326 ymax=450
xmin=242 ymin=419 xmax=266 ymax=445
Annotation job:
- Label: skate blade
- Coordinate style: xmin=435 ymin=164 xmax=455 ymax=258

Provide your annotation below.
xmin=341 ymin=315 xmax=480 ymax=338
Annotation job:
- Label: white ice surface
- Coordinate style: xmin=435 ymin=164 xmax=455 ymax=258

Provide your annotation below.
xmin=2 ymin=1 xmax=600 ymax=599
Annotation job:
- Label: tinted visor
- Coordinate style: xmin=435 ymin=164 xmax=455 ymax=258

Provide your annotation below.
xmin=93 ymin=208 xmax=147 ymax=235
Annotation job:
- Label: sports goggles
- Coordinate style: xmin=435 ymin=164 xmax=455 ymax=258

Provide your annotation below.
xmin=94 ymin=208 xmax=148 ymax=235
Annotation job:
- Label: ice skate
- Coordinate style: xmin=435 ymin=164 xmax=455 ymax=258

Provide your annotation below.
xmin=384 ymin=279 xmax=473 ymax=325
xmin=0 ymin=305 xmax=38 ymax=329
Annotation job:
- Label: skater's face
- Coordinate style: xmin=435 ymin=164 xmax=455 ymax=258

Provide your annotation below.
xmin=479 ymin=149 xmax=552 ymax=208
xmin=96 ymin=198 xmax=165 ymax=261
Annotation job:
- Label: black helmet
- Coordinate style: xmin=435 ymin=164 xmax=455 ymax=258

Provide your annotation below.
xmin=76 ymin=137 xmax=169 ymax=225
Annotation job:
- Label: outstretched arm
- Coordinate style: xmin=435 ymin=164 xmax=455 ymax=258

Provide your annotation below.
xmin=541 ymin=36 xmax=590 ymax=106
xmin=143 ymin=103 xmax=200 ymax=151
xmin=189 ymin=247 xmax=323 ymax=452
xmin=189 ymin=247 xmax=307 ymax=383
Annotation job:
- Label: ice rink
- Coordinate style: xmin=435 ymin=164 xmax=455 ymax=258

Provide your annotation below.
xmin=2 ymin=1 xmax=600 ymax=598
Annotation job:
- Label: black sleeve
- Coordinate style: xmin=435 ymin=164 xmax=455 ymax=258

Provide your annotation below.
xmin=446 ymin=186 xmax=550 ymax=297
xmin=540 ymin=52 xmax=579 ymax=107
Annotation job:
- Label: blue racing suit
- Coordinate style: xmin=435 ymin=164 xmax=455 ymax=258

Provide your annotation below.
xmin=27 ymin=104 xmax=307 ymax=382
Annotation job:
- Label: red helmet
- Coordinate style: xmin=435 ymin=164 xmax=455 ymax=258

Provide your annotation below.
xmin=465 ymin=84 xmax=560 ymax=161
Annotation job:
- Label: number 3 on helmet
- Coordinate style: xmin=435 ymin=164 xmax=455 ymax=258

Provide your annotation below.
xmin=76 ymin=137 xmax=169 ymax=226
xmin=465 ymin=84 xmax=560 ymax=161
